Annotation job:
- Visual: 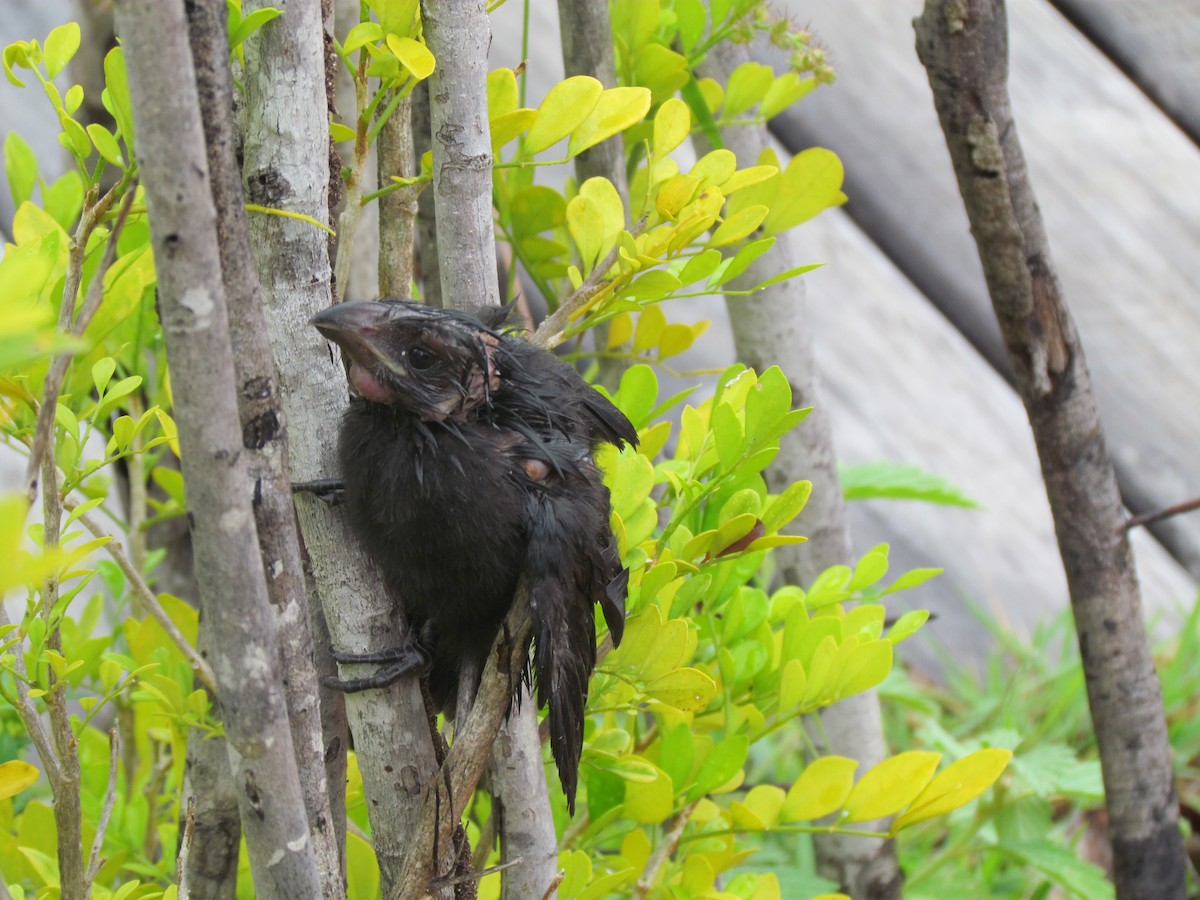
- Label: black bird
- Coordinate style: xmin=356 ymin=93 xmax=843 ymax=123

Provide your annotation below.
xmin=310 ymin=300 xmax=636 ymax=812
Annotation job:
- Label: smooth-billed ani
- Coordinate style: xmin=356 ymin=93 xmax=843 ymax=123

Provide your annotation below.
xmin=309 ymin=300 xmax=636 ymax=812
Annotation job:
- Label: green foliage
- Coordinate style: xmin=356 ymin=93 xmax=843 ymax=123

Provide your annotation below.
xmin=840 ymin=461 xmax=980 ymax=508
xmin=877 ymin=598 xmax=1200 ymax=899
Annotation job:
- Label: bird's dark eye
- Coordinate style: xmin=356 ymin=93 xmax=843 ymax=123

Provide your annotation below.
xmin=407 ymin=345 xmax=436 ymax=371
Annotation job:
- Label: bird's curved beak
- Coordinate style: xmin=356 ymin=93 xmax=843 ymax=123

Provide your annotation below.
xmin=311 ymin=301 xmax=406 ymax=376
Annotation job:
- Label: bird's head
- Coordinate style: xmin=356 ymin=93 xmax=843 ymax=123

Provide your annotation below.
xmin=311 ymin=300 xmax=504 ymax=421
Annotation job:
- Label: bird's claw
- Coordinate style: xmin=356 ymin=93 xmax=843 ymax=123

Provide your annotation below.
xmin=292 ymin=478 xmax=345 ymax=505
xmin=323 ymin=641 xmax=431 ymax=693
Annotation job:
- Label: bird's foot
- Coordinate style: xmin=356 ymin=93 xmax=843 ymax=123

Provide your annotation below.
xmin=323 ymin=642 xmax=430 ymax=693
xmin=292 ymin=478 xmax=344 ymax=505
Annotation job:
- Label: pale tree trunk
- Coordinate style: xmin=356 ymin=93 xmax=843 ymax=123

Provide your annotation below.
xmin=239 ymin=0 xmax=445 ymax=894
xmin=423 ymin=0 xmax=500 ymax=310
xmin=113 ymin=2 xmax=323 ymax=897
xmin=696 ymin=35 xmax=902 ymax=900
xmin=915 ymin=2 xmax=1186 ymax=897
xmin=185 ymin=1 xmax=344 ymax=892
xmin=492 ymin=696 xmax=560 ymax=900
xmin=421 ymin=2 xmax=558 ymax=895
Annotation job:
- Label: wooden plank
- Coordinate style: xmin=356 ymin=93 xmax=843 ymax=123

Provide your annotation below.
xmin=1052 ymin=0 xmax=1200 ymax=144
xmin=800 ymin=207 xmax=1193 ymax=671
xmin=771 ymin=0 xmax=1200 ymax=578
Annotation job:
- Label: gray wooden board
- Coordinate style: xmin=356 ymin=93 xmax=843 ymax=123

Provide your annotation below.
xmin=1051 ymin=0 xmax=1200 ymax=144
xmin=771 ymin=0 xmax=1200 ymax=579
xmin=800 ymin=206 xmax=1193 ymax=672
xmin=489 ymin=5 xmax=1196 ymax=674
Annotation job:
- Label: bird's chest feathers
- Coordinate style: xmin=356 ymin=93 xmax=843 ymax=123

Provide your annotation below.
xmin=341 ymin=404 xmax=528 ymax=554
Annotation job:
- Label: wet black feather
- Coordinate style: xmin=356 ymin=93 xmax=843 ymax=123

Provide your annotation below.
xmin=316 ymin=300 xmax=635 ymax=813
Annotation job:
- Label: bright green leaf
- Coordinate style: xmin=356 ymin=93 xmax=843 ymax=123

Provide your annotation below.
xmin=43 ymin=23 xmax=81 ymax=79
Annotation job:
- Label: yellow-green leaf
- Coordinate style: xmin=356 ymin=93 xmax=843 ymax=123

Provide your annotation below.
xmin=386 ymin=35 xmax=434 ymax=80
xmin=761 ymin=481 xmax=812 ymax=533
xmin=762 ymin=148 xmax=846 ymax=234
xmin=780 ymin=756 xmax=858 ymax=822
xmin=653 ymin=97 xmax=691 ymax=156
xmin=708 ymin=204 xmax=768 ymax=247
xmin=0 ymin=760 xmax=39 ymax=800
xmin=525 ymin=75 xmax=603 ymax=154
xmin=841 ymin=751 xmax=941 ymax=823
xmin=720 ymin=164 xmax=779 ymax=195
xmin=761 ymin=72 xmax=817 ymax=119
xmin=566 ymin=194 xmax=606 ymax=273
xmin=656 ymin=173 xmax=700 ymax=219
xmin=644 ymin=667 xmax=715 ymax=712
xmin=623 ymin=764 xmax=674 ymax=823
xmin=43 ymin=23 xmax=81 ymax=79
xmin=330 ymin=121 xmax=356 ymax=144
xmin=736 ymin=784 xmax=786 ymax=829
xmin=690 ymin=149 xmax=736 ymax=189
xmin=891 ymin=749 xmax=1012 ymax=833
xmin=722 ymin=61 xmax=774 ymax=119
xmin=487 ymin=67 xmax=519 ymax=118
xmin=695 ymin=76 xmax=723 ymax=115
xmin=489 ymin=108 xmax=536 ymax=151
xmin=658 ymin=322 xmax=703 ymax=359
xmin=633 ymin=304 xmax=666 ymax=352
xmin=568 ymin=87 xmax=651 ymax=159
xmin=87 ymin=123 xmax=124 ymax=167
xmin=834 ymin=640 xmax=892 ymax=698
xmin=778 ymin=658 xmax=806 ymax=710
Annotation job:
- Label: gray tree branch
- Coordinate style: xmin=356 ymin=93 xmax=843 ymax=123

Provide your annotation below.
xmin=185 ymin=1 xmax=344 ymax=892
xmin=239 ymin=0 xmax=445 ymax=893
xmin=915 ymin=2 xmax=1186 ymax=896
xmin=113 ymin=1 xmax=323 ymax=896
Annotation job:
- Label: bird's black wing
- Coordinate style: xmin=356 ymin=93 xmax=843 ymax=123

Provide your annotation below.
xmin=520 ymin=461 xmax=622 ymax=815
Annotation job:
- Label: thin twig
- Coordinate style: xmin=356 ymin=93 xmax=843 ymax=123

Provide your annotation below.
xmin=22 ymin=181 xmax=139 ymax=505
xmin=532 ymin=237 xmax=633 ymax=350
xmin=630 ymin=799 xmax=699 ymax=900
xmin=63 ymin=495 xmax=218 ymax=694
xmin=0 ymin=605 xmax=63 ymax=787
xmin=85 ymin=726 xmax=121 ymax=887
xmin=434 ymin=855 xmax=524 ymax=888
xmin=177 ymin=796 xmax=196 ymax=900
xmin=1123 ymin=496 xmax=1200 ymax=532
xmin=540 ymin=870 xmax=566 ymax=900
